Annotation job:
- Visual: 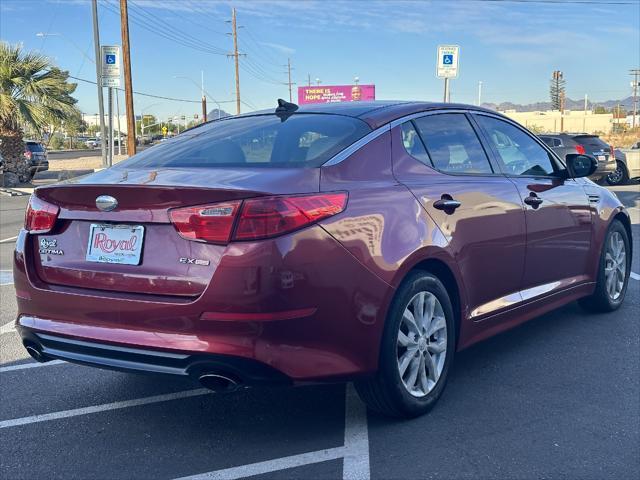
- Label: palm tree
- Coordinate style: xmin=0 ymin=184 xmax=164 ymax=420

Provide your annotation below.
xmin=0 ymin=42 xmax=79 ymax=175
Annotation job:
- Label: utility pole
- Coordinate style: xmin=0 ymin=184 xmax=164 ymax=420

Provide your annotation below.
xmin=583 ymin=93 xmax=588 ymax=132
xmin=91 ymin=0 xmax=107 ymax=167
xmin=115 ymin=89 xmax=122 ymax=155
xmin=307 ymin=74 xmax=311 ymax=87
xmin=120 ymin=0 xmax=136 ymax=155
xmin=631 ymin=69 xmax=639 ymax=129
xmin=201 ymin=70 xmax=207 ymax=122
xmin=477 ymin=81 xmax=482 ymax=106
xmin=285 ymin=58 xmax=294 ymax=102
xmin=227 ymin=8 xmax=241 ymax=115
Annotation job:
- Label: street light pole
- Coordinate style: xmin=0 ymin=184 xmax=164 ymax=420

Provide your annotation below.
xmin=90 ymin=0 xmax=107 ymax=167
xmin=36 ymin=33 xmax=95 ymax=64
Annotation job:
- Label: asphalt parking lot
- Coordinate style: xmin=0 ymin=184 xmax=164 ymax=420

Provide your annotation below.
xmin=1 ymin=184 xmax=638 ymax=480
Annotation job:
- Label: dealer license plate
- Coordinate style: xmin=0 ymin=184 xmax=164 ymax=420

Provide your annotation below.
xmin=86 ymin=224 xmax=144 ymax=265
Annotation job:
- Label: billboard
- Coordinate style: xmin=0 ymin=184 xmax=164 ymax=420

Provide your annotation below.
xmin=298 ymin=84 xmax=375 ymax=105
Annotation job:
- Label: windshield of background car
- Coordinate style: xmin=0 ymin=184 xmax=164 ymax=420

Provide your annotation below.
xmin=118 ymin=113 xmax=372 ymax=169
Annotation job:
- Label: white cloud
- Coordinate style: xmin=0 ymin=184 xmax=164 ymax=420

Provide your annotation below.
xmin=260 ymin=41 xmax=296 ymax=55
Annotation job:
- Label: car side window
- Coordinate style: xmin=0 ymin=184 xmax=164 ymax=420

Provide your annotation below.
xmin=475 ymin=115 xmax=557 ymax=176
xmin=540 ymin=137 xmax=554 ymax=148
xmin=412 ymin=113 xmax=493 ymax=174
xmin=400 ymin=121 xmax=431 ymax=166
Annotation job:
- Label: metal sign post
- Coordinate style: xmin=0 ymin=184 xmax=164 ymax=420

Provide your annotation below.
xmin=436 ymin=45 xmax=460 ymax=103
xmin=100 ymin=45 xmax=121 ymax=167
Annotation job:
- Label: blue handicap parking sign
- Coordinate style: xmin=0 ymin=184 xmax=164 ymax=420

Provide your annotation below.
xmin=105 ymin=54 xmax=116 ymax=64
xmin=443 ymin=54 xmax=453 ymax=65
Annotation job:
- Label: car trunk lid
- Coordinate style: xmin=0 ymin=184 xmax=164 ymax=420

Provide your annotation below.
xmin=31 ymin=167 xmax=320 ymax=297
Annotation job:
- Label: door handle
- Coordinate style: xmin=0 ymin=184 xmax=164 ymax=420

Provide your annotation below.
xmin=433 ymin=198 xmax=462 ymax=211
xmin=524 ymin=193 xmax=543 ymax=208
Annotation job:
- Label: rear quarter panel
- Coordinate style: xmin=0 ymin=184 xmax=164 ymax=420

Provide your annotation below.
xmin=319 ymin=130 xmax=468 ymax=328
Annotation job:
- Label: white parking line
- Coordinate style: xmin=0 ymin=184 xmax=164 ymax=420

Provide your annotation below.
xmin=175 ymin=384 xmax=370 ymax=480
xmin=0 ymin=360 xmax=65 ymax=373
xmin=176 ymin=447 xmax=348 ymax=480
xmin=0 ymin=270 xmax=13 ymax=286
xmin=631 ymin=272 xmax=640 ymax=281
xmin=0 ymin=320 xmax=15 ymax=335
xmin=0 ymin=236 xmax=17 ymax=244
xmin=0 ymin=388 xmax=210 ymax=429
xmin=342 ymin=383 xmax=371 ymax=479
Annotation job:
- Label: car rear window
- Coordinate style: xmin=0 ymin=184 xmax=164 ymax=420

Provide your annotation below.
xmin=118 ymin=113 xmax=371 ymax=169
xmin=26 ymin=142 xmax=45 ymax=152
xmin=572 ymin=135 xmax=609 ymax=149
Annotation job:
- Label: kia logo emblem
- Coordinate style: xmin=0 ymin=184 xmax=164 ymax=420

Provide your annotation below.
xmin=96 ymin=195 xmax=118 ymax=212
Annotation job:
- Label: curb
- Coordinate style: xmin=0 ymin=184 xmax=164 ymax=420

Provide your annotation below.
xmin=0 ymin=188 xmax=31 ymax=197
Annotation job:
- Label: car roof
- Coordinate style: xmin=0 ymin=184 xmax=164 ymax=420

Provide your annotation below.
xmin=242 ymin=100 xmax=501 ymax=129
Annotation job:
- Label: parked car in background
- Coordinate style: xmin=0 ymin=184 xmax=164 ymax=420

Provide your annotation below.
xmin=608 ymin=147 xmax=640 ymax=185
xmin=539 ymin=133 xmax=615 ymax=182
xmin=14 ymin=101 xmax=632 ymax=418
xmin=85 ymin=138 xmax=101 ymax=149
xmin=23 ymin=140 xmax=49 ymax=182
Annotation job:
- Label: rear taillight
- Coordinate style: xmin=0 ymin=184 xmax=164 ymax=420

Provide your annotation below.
xmin=24 ymin=151 xmax=32 ymax=160
xmin=169 ymin=200 xmax=242 ymax=244
xmin=575 ymin=145 xmax=586 ymax=155
xmin=234 ymin=193 xmax=347 ymax=241
xmin=610 ymin=146 xmax=615 ymax=157
xmin=169 ymin=193 xmax=347 ymax=244
xmin=25 ymin=195 xmax=59 ymax=233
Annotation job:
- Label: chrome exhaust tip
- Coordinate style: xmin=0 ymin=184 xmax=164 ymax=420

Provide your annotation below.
xmin=24 ymin=342 xmax=49 ymax=363
xmin=198 ymin=373 xmax=240 ymax=393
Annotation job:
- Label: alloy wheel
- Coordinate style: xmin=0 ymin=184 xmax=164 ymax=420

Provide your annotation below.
xmin=604 ymin=231 xmax=626 ymax=300
xmin=397 ymin=291 xmax=447 ymax=397
xmin=607 ymin=166 xmax=624 ymax=185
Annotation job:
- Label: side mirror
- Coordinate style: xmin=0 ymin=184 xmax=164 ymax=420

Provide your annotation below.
xmin=565 ymin=154 xmax=597 ymax=178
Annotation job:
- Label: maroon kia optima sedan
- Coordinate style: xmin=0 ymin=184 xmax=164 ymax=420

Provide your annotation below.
xmin=14 ymin=101 xmax=632 ymax=417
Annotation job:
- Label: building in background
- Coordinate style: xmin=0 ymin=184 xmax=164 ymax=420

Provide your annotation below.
xmin=298 ymin=84 xmax=375 ymax=105
xmin=502 ymin=110 xmax=615 ymax=134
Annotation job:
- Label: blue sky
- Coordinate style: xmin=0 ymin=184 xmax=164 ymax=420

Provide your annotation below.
xmin=1 ymin=0 xmax=639 ymax=120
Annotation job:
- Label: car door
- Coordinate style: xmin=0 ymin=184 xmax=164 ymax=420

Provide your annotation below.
xmin=473 ymin=113 xmax=592 ymax=298
xmin=393 ymin=112 xmax=527 ymax=320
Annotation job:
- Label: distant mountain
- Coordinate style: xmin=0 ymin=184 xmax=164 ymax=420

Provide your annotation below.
xmin=482 ymin=96 xmax=634 ymax=112
xmin=207 ymin=108 xmax=232 ymax=120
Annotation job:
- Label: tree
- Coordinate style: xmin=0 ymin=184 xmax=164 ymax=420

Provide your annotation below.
xmin=63 ymin=110 xmax=87 ymax=148
xmin=0 ymin=42 xmax=79 ymax=176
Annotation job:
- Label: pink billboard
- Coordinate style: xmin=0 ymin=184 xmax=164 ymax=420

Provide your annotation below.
xmin=298 ymin=84 xmax=375 ymax=105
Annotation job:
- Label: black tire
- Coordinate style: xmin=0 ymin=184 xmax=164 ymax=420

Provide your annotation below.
xmin=606 ymin=161 xmax=629 ymax=186
xmin=354 ymin=271 xmax=456 ymax=418
xmin=579 ymin=220 xmax=631 ymax=313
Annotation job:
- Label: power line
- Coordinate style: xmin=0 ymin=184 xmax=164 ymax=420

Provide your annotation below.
xmin=101 ymin=0 xmax=227 ymax=56
xmin=128 ymin=0 xmax=227 ymax=55
xmin=460 ymin=0 xmax=638 ymax=4
xmin=67 ymin=73 xmax=237 ymax=104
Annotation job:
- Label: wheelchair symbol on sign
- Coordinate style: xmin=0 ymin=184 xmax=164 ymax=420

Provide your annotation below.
xmin=443 ymin=54 xmax=453 ymax=65
xmin=105 ymin=54 xmax=116 ymax=65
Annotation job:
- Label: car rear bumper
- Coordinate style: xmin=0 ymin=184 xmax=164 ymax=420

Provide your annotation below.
xmin=591 ymin=159 xmax=616 ymax=179
xmin=14 ymin=225 xmax=394 ymax=383
xmin=18 ymin=327 xmax=291 ymax=386
xmin=29 ymin=161 xmax=49 ymax=174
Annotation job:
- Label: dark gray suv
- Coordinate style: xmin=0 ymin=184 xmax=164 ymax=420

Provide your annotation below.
xmin=539 ymin=133 xmax=615 ymax=181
